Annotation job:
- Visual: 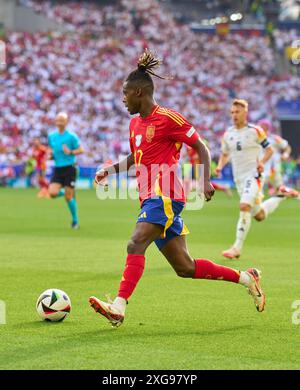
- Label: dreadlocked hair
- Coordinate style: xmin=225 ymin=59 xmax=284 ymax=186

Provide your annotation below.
xmin=137 ymin=49 xmax=164 ymax=78
xmin=126 ymin=49 xmax=170 ymax=85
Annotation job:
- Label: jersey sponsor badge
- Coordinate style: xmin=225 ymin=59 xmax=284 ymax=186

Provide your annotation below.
xmin=146 ymin=125 xmax=155 ymax=143
xmin=135 ymin=135 xmax=142 ymax=147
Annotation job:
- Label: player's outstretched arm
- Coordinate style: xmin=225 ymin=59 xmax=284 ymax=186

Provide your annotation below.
xmin=72 ymin=146 xmax=84 ymax=155
xmin=191 ymin=138 xmax=215 ymax=201
xmin=63 ymin=145 xmax=84 ymax=156
xmin=95 ymin=153 xmax=134 ymax=184
xmin=257 ymin=145 xmax=273 ymax=174
xmin=107 ymin=153 xmax=135 ymax=174
xmin=216 ymin=153 xmax=230 ymax=176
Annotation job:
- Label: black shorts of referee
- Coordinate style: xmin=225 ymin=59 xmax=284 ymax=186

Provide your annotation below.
xmin=50 ymin=165 xmax=77 ymax=188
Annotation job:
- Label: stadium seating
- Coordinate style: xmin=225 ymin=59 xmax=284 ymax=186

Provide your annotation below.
xmin=1 ymin=0 xmax=300 ymax=170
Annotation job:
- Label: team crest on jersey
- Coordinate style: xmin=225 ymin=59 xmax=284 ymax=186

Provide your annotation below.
xmin=146 ymin=125 xmax=155 ymax=143
xmin=135 ymin=134 xmax=142 ymax=147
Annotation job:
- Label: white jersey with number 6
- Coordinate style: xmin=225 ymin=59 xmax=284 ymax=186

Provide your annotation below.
xmin=221 ymin=123 xmax=270 ymax=183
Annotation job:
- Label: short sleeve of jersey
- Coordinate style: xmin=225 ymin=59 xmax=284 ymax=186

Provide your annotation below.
xmin=221 ymin=133 xmax=230 ymax=154
xmin=167 ymin=112 xmax=199 ymax=146
xmin=254 ymin=126 xmax=269 ymax=148
xmin=71 ymin=133 xmax=80 ymax=149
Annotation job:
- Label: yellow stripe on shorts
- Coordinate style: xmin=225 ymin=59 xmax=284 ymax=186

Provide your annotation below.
xmin=180 ymin=223 xmax=190 ymax=236
xmin=161 ymin=196 xmax=174 ymax=238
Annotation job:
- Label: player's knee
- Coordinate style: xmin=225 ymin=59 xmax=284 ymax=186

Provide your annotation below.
xmin=127 ymin=235 xmax=148 ymax=254
xmin=240 ymin=203 xmax=251 ymax=212
xmin=127 ymin=240 xmax=135 ymax=253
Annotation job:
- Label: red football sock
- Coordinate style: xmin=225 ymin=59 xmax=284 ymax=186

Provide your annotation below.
xmin=193 ymin=258 xmax=240 ymax=283
xmin=38 ymin=177 xmax=49 ymax=189
xmin=118 ymin=254 xmax=145 ymax=300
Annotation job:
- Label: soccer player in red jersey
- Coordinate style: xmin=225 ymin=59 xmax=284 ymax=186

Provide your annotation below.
xmin=89 ymin=50 xmax=265 ymax=327
xmin=32 ymin=138 xmax=50 ymax=198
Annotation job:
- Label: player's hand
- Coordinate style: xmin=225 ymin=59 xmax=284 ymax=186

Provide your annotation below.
xmin=257 ymin=161 xmax=264 ymax=174
xmin=214 ymin=167 xmax=222 ymax=178
xmin=63 ymin=144 xmax=71 ymax=155
xmin=95 ymin=169 xmax=108 ymax=185
xmin=204 ymin=181 xmax=215 ymax=202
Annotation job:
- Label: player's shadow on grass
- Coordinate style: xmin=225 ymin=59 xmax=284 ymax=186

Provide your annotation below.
xmin=9 ymin=320 xmax=253 ymax=337
xmin=126 ymin=324 xmax=253 ymax=338
xmin=1 ymin=323 xmax=253 ymax=368
xmin=10 ymin=320 xmax=75 ymax=328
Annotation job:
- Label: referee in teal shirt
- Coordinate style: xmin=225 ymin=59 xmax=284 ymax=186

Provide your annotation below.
xmin=48 ymin=112 xmax=84 ymax=229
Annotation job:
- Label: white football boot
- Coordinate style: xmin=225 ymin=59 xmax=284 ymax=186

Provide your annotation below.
xmin=222 ymin=246 xmax=241 ymax=259
xmin=245 ymin=268 xmax=266 ymax=312
xmin=89 ymin=296 xmax=124 ymax=327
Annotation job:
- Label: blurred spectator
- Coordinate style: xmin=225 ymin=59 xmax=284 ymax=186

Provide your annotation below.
xmin=0 ymin=166 xmax=15 ymax=186
xmin=24 ymin=157 xmax=36 ymax=187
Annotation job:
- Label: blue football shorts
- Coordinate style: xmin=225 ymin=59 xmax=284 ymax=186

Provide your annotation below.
xmin=136 ymin=197 xmax=189 ymax=250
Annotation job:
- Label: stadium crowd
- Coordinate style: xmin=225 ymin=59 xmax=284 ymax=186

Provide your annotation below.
xmin=1 ymin=0 xmax=300 ymax=169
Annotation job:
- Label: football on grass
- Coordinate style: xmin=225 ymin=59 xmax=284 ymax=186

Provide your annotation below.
xmin=36 ymin=289 xmax=71 ymax=322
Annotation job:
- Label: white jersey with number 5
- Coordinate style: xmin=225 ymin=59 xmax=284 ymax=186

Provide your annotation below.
xmin=221 ymin=123 xmax=270 ymax=182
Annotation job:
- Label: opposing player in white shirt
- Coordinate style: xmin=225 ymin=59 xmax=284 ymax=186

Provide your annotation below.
xmin=257 ymin=119 xmax=299 ymax=197
xmin=216 ymin=99 xmax=298 ymax=259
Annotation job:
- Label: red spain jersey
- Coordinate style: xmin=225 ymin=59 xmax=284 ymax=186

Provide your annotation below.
xmin=187 ymin=146 xmax=200 ymax=165
xmin=129 ymin=105 xmax=200 ymax=204
xmin=33 ymin=145 xmax=47 ymax=170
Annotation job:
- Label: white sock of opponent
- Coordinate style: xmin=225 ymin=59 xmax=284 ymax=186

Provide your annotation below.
xmin=233 ymin=211 xmax=252 ymax=251
xmin=261 ymin=196 xmax=285 ymax=218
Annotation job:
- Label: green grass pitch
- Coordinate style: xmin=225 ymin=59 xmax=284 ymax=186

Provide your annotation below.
xmin=0 ymin=188 xmax=300 ymax=370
